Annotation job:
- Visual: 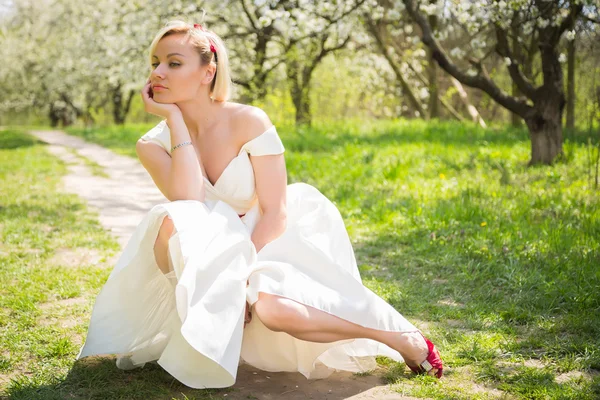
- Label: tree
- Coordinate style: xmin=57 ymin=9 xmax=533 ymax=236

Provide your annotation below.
xmin=283 ymin=2 xmax=361 ymax=125
xmin=401 ymin=0 xmax=599 ymax=165
xmin=222 ymin=0 xmax=365 ymax=125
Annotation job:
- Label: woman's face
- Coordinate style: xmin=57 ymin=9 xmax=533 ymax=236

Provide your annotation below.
xmin=150 ymin=34 xmax=214 ymax=103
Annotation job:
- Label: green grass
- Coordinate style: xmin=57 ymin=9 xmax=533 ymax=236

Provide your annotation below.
xmin=2 ymin=119 xmax=600 ymax=399
xmin=0 ymin=129 xmax=222 ymax=399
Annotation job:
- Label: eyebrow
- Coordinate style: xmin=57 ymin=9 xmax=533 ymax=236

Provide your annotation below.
xmin=152 ymin=53 xmax=186 ymax=59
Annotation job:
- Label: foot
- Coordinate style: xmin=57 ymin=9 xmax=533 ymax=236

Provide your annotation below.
xmin=405 ymin=333 xmax=443 ymax=378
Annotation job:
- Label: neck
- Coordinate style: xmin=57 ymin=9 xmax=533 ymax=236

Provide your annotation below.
xmin=175 ymin=91 xmax=226 ymax=138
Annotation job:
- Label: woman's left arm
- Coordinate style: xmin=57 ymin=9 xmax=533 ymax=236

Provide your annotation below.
xmin=250 ymin=152 xmax=288 ymax=253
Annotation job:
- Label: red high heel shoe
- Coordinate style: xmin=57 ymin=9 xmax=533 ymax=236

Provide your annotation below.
xmin=407 ymin=333 xmax=443 ymax=378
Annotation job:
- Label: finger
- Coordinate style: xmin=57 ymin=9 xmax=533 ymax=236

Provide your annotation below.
xmin=141 ymin=82 xmax=151 ymax=98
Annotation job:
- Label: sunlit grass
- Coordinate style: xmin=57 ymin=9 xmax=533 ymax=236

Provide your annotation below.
xmin=2 ymin=119 xmax=599 ymax=399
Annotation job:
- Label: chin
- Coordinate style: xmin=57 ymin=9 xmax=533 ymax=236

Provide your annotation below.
xmin=154 ymin=97 xmax=174 ymax=104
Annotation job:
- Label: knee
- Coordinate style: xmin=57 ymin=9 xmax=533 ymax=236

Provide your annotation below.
xmin=155 ymin=215 xmax=175 ymax=246
xmin=253 ymin=293 xmax=297 ymax=332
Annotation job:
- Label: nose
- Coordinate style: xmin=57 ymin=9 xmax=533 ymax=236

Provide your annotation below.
xmin=151 ymin=65 xmax=166 ymax=80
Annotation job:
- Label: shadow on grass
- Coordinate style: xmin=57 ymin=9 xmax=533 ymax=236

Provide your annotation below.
xmin=0 ymin=129 xmax=45 ymax=150
xmin=5 ymin=357 xmax=204 ymax=400
xmin=6 ymin=357 xmax=396 ymax=400
xmin=0 ymin=202 xmax=86 ymax=223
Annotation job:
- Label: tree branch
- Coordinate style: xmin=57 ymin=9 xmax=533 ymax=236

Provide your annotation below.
xmin=401 ymin=0 xmax=532 ymax=117
xmin=306 ymin=0 xmax=368 ymax=23
xmin=240 ymin=0 xmax=258 ymax=30
xmin=364 ymin=14 xmax=426 ymax=117
xmin=582 ymin=14 xmax=600 ymax=24
xmin=286 ymin=0 xmax=367 ymax=46
xmin=305 ymin=33 xmax=351 ymax=82
xmin=495 ymin=24 xmax=537 ymax=99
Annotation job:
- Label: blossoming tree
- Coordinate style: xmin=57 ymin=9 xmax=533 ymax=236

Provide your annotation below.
xmin=400 ymin=0 xmax=599 ymax=165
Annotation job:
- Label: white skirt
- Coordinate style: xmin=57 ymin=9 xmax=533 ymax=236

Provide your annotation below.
xmin=76 ymin=182 xmax=419 ymax=388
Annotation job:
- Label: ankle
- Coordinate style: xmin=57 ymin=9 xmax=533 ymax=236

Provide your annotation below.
xmin=399 ymin=332 xmax=429 ymax=365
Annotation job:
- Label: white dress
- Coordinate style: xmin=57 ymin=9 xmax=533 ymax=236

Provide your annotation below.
xmin=76 ymin=120 xmax=420 ymax=389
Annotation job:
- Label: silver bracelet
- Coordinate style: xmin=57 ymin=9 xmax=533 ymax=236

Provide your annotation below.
xmin=171 ymin=141 xmax=192 ymax=152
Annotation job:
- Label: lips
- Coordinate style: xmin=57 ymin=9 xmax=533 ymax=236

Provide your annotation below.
xmin=152 ymin=84 xmax=167 ymax=89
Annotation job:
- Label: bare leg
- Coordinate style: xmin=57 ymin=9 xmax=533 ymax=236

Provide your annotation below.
xmin=252 ymin=292 xmax=437 ymax=376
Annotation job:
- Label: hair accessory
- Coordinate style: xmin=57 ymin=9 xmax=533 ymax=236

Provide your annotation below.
xmin=192 ymin=23 xmax=217 ymax=56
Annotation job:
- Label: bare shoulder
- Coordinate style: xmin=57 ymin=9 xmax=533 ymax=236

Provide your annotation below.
xmin=229 ymin=104 xmax=274 ymax=144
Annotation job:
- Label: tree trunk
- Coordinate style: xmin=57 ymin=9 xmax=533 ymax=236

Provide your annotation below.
xmin=427 ymin=12 xmax=439 ymax=119
xmin=525 ymin=101 xmax=564 ymax=165
xmin=111 ymin=84 xmax=129 ymax=125
xmin=48 ymin=102 xmax=75 ymax=127
xmin=511 ymin=81 xmax=521 ymax=127
xmin=248 ymin=32 xmax=270 ymax=103
xmin=511 ymin=25 xmax=521 ymax=127
xmin=427 ymin=47 xmax=439 ymax=119
xmin=566 ymin=37 xmax=576 ymax=130
xmin=526 ymin=42 xmax=567 ymax=165
xmin=112 ymin=87 xmax=123 ymax=125
xmin=291 ymin=84 xmax=311 ymax=126
xmin=49 ymin=106 xmax=60 ymax=128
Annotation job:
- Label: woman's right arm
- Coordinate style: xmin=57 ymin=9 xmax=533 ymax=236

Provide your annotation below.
xmin=136 ymin=114 xmax=205 ymax=202
xmin=136 ymin=80 xmax=205 ymax=202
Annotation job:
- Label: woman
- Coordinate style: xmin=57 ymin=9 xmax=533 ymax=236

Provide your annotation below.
xmin=76 ymin=19 xmax=443 ymax=389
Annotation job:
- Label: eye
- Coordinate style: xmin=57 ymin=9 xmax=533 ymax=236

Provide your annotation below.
xmin=151 ymin=62 xmax=180 ymax=68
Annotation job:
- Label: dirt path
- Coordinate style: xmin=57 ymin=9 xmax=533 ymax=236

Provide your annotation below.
xmin=29 ymin=130 xmax=168 ymax=248
xmin=29 ymin=129 xmax=415 ymax=400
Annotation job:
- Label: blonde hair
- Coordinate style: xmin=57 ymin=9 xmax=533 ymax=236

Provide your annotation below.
xmin=147 ymin=18 xmax=232 ymax=102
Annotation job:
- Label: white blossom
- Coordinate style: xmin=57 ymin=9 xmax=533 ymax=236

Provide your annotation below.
xmin=558 ymin=53 xmax=567 ymax=63
xmin=457 ymin=12 xmax=469 ymax=24
xmin=504 ymin=57 xmax=512 ymax=66
xmin=419 ymin=4 xmax=438 ymax=16
xmin=450 ymin=47 xmax=465 ymax=59
xmin=258 ymin=16 xmax=272 ymax=27
xmin=566 ymin=30 xmax=575 ymax=41
xmin=413 ymin=48 xmax=426 ymax=58
xmin=388 ymin=9 xmax=401 ymax=20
